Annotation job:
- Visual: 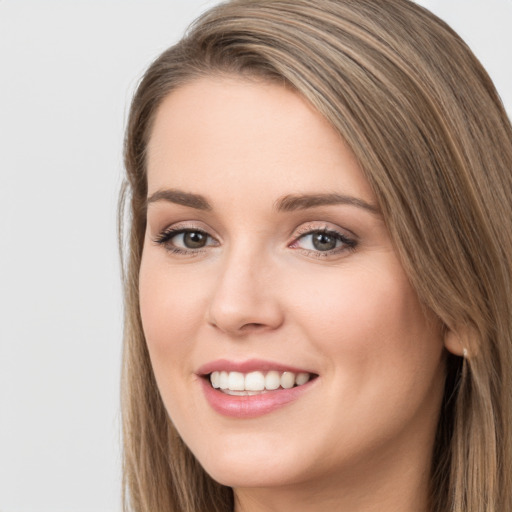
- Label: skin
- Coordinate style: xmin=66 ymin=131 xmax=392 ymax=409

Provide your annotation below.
xmin=140 ymin=76 xmax=448 ymax=512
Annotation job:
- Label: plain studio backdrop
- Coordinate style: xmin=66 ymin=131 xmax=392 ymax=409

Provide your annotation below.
xmin=0 ymin=1 xmax=510 ymax=511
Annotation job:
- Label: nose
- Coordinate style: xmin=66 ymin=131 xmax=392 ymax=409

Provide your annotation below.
xmin=206 ymin=248 xmax=285 ymax=336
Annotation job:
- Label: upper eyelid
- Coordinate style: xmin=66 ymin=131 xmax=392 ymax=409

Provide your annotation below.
xmin=292 ymin=229 xmax=356 ymax=246
xmin=152 ymin=221 xmax=357 ymax=244
xmin=153 ymin=221 xmax=219 ymax=239
xmin=152 ymin=227 xmax=219 ymax=255
xmin=154 ymin=226 xmax=216 ymax=243
xmin=292 ymin=222 xmax=358 ymax=241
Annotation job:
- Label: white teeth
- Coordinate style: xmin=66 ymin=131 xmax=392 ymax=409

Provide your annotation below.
xmin=211 ymin=371 xmax=220 ymax=388
xmin=296 ymin=372 xmax=310 ymax=386
xmin=209 ymin=370 xmax=312 ymax=392
xmin=219 ymin=371 xmax=229 ymax=389
xmin=281 ymin=372 xmax=295 ymax=389
xmin=245 ymin=371 xmax=265 ymax=391
xmin=228 ymin=371 xmax=245 ymax=391
xmin=265 ymin=371 xmax=281 ymax=390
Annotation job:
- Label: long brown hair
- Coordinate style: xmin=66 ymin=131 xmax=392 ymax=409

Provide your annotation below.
xmin=119 ymin=1 xmax=512 ymax=510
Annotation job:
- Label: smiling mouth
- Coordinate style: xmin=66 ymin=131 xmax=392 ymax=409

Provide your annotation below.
xmin=208 ymin=370 xmax=317 ymax=396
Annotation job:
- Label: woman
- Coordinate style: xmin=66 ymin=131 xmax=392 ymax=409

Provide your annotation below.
xmin=119 ymin=0 xmax=512 ymax=510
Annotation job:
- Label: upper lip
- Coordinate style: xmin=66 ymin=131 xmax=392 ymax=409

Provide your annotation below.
xmin=197 ymin=358 xmax=316 ymax=376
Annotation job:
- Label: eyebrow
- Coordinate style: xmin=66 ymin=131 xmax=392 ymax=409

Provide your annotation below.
xmin=274 ymin=193 xmax=380 ymax=215
xmin=146 ymin=188 xmax=380 ymax=215
xmin=146 ymin=189 xmax=212 ymax=210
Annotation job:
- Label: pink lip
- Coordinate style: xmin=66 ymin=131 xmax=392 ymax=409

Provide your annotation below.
xmin=200 ymin=379 xmax=317 ymax=418
xmin=196 ymin=359 xmax=318 ymax=419
xmin=196 ymin=358 xmax=314 ymax=376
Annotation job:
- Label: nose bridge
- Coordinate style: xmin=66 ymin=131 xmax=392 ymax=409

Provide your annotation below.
xmin=207 ymin=238 xmax=283 ymax=334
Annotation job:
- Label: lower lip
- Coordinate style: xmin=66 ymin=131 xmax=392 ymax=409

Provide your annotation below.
xmin=200 ymin=377 xmax=316 ymax=419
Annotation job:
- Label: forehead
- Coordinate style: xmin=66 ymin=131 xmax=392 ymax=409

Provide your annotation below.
xmin=146 ymin=76 xmax=374 ymax=205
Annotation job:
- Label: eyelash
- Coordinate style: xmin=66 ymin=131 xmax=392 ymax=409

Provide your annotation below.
xmin=153 ymin=227 xmax=216 ymax=255
xmin=290 ymin=226 xmax=357 ymax=258
xmin=152 ymin=225 xmax=357 ymax=257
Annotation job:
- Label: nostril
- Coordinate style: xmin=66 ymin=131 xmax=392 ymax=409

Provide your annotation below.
xmin=240 ymin=322 xmax=266 ymax=331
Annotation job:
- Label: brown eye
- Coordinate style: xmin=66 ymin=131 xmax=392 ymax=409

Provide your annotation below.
xmin=311 ymin=232 xmax=338 ymax=251
xmin=292 ymin=229 xmax=357 ymax=255
xmin=154 ymin=228 xmax=217 ymax=253
xmin=183 ymin=231 xmax=208 ymax=249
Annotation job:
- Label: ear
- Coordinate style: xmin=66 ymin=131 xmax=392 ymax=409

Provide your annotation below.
xmin=444 ymin=328 xmax=469 ymax=357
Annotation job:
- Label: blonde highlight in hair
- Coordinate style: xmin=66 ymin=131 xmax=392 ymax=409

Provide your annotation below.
xmin=120 ymin=1 xmax=512 ymax=510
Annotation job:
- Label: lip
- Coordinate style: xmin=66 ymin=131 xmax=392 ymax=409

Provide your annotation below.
xmin=197 ymin=359 xmax=318 ymax=419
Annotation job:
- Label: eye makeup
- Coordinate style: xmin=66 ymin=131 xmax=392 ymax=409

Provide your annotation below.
xmin=289 ymin=227 xmax=357 ymax=258
xmin=152 ymin=220 xmax=358 ymax=259
xmin=152 ymin=225 xmax=219 ymax=255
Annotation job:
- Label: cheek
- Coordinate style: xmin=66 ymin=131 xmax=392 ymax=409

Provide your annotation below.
xmin=139 ymin=250 xmax=204 ymax=333
xmin=284 ymin=259 xmax=446 ymax=459
xmin=289 ymin=257 xmax=444 ymax=390
xmin=138 ymin=253 xmax=206 ymax=382
xmin=138 ymin=254 xmax=213 ymax=442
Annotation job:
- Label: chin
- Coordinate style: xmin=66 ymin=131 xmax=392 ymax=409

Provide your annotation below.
xmin=185 ymin=431 xmax=308 ymax=488
xmin=203 ymin=460 xmax=299 ymax=489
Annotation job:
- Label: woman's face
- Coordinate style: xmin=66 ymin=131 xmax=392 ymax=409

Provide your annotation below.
xmin=140 ymin=76 xmax=447 ymax=493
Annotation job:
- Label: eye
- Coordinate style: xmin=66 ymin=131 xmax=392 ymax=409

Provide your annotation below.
xmin=290 ymin=228 xmax=357 ymax=255
xmin=153 ymin=227 xmax=218 ymax=253
xmin=304 ymin=232 xmax=341 ymax=251
xmin=175 ymin=230 xmax=209 ymax=249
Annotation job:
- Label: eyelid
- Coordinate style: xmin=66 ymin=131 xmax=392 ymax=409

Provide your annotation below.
xmin=152 ymin=222 xmax=220 ymax=254
xmin=153 ymin=227 xmax=211 ymax=244
xmin=152 ymin=220 xmax=219 ymax=240
xmin=292 ymin=222 xmax=357 ymax=240
xmin=151 ymin=220 xmax=357 ymax=257
xmin=288 ymin=222 xmax=358 ymax=256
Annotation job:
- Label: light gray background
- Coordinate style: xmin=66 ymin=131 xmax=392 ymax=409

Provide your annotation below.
xmin=0 ymin=1 xmax=510 ymax=511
